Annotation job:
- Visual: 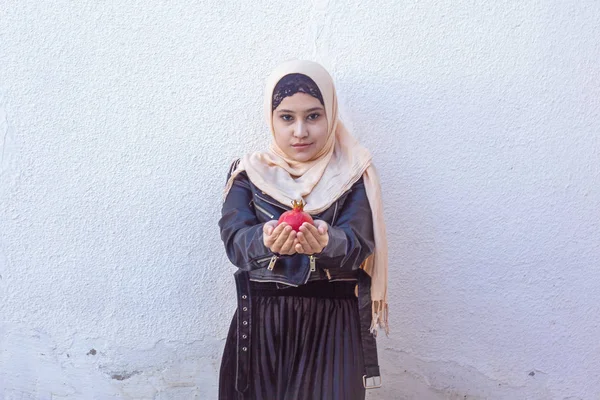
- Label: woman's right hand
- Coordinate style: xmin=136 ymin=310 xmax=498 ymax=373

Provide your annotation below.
xmin=263 ymin=221 xmax=297 ymax=255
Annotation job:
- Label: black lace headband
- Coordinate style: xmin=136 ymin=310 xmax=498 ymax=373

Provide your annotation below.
xmin=272 ymin=73 xmax=324 ymax=111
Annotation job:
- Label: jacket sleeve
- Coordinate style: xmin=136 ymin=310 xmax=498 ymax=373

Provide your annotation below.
xmin=218 ymin=163 xmax=272 ymax=271
xmin=316 ymin=178 xmax=376 ymax=270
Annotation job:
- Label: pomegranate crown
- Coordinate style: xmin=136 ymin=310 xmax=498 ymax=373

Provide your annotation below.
xmin=291 ymin=199 xmax=306 ymax=211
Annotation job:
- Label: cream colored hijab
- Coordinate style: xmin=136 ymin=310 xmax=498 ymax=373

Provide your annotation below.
xmin=224 ymin=60 xmax=389 ymax=334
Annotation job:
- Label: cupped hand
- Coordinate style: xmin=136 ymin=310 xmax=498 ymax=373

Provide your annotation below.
xmin=295 ymin=220 xmax=329 ymax=255
xmin=263 ymin=221 xmax=297 ymax=255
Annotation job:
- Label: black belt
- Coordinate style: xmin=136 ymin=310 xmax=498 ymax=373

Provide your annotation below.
xmin=234 ymin=270 xmax=252 ymax=394
xmin=356 ymin=269 xmax=382 ymax=389
xmin=233 ymin=270 xmax=381 ymax=394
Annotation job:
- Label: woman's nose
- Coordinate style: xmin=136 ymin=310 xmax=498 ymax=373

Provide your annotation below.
xmin=292 ymin=121 xmax=308 ymax=138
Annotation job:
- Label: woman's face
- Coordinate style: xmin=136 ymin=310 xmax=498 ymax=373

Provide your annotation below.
xmin=272 ymin=92 xmax=328 ymax=162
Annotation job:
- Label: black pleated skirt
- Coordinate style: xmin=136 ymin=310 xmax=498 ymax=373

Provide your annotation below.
xmin=219 ymin=280 xmax=366 ymax=400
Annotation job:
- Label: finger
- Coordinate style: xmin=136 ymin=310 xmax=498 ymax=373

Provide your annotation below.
xmin=299 ymin=226 xmax=321 ymax=251
xmin=280 ymin=231 xmax=297 ymax=254
xmin=296 ymin=231 xmax=317 ymax=255
xmin=303 ymin=222 xmax=321 ymax=237
xmin=272 ymin=225 xmax=293 ymax=251
xmin=266 ymin=222 xmax=287 ymax=246
xmin=300 ymin=223 xmax=321 ymax=242
xmin=304 ymin=222 xmax=328 ymax=247
xmin=263 ymin=220 xmax=278 ymax=235
xmin=295 ymin=229 xmax=310 ymax=247
xmin=314 ymin=220 xmax=328 ymax=235
xmin=271 ymin=222 xmax=287 ymax=237
xmin=292 ymin=238 xmax=304 ymax=254
xmin=263 ymin=225 xmax=274 ymax=237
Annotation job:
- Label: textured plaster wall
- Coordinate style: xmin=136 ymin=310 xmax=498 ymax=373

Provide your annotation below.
xmin=1 ymin=1 xmax=599 ymax=399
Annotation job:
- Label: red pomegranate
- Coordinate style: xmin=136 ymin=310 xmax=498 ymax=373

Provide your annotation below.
xmin=278 ymin=200 xmax=314 ymax=232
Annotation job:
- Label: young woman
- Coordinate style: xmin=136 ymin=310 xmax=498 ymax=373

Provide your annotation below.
xmin=218 ymin=60 xmax=389 ymax=400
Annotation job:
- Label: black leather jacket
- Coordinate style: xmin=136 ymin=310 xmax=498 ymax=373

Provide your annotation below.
xmin=218 ymin=161 xmax=376 ymax=287
xmin=218 ymin=160 xmax=382 ymax=387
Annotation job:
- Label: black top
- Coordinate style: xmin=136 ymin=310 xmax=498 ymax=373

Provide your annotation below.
xmin=219 ymin=161 xmax=375 ymax=287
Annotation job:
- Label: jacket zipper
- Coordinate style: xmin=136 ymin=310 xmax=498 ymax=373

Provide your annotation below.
xmin=308 ymin=254 xmax=330 ymax=280
xmin=302 ymin=267 xmax=312 ymax=285
xmin=255 ymin=193 xmax=290 ymax=211
xmin=252 ymin=256 xmax=312 ymax=286
xmin=332 ymin=200 xmax=339 ymax=224
xmin=255 ymin=255 xmax=273 ymax=264
xmin=249 ymin=277 xmax=300 ymax=287
xmin=267 ymin=254 xmax=278 ymax=271
xmin=251 ymin=200 xmax=275 ymax=219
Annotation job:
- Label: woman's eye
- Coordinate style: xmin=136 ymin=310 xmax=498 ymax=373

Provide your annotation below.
xmin=307 ymin=113 xmax=321 ymax=121
xmin=281 ymin=114 xmax=293 ymax=121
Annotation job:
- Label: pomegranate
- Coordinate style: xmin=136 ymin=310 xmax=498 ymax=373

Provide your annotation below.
xmin=277 ymin=199 xmax=314 ymax=232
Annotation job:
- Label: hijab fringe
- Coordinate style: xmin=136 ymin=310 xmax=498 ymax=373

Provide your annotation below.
xmin=369 ymin=301 xmax=390 ymax=337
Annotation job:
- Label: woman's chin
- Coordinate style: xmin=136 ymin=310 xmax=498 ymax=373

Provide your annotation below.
xmin=291 ymin=153 xmax=315 ymax=163
xmin=281 ymin=148 xmax=315 ymax=163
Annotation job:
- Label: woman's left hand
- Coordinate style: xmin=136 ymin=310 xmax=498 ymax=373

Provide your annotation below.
xmin=295 ymin=220 xmax=329 ymax=255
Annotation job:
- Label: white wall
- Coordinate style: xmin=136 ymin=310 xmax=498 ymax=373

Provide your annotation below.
xmin=1 ymin=1 xmax=599 ymax=399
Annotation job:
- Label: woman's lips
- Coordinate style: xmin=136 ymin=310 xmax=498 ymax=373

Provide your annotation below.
xmin=292 ymin=143 xmax=312 ymax=149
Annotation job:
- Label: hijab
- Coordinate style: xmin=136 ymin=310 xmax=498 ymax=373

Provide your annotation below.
xmin=224 ymin=60 xmax=389 ymax=335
